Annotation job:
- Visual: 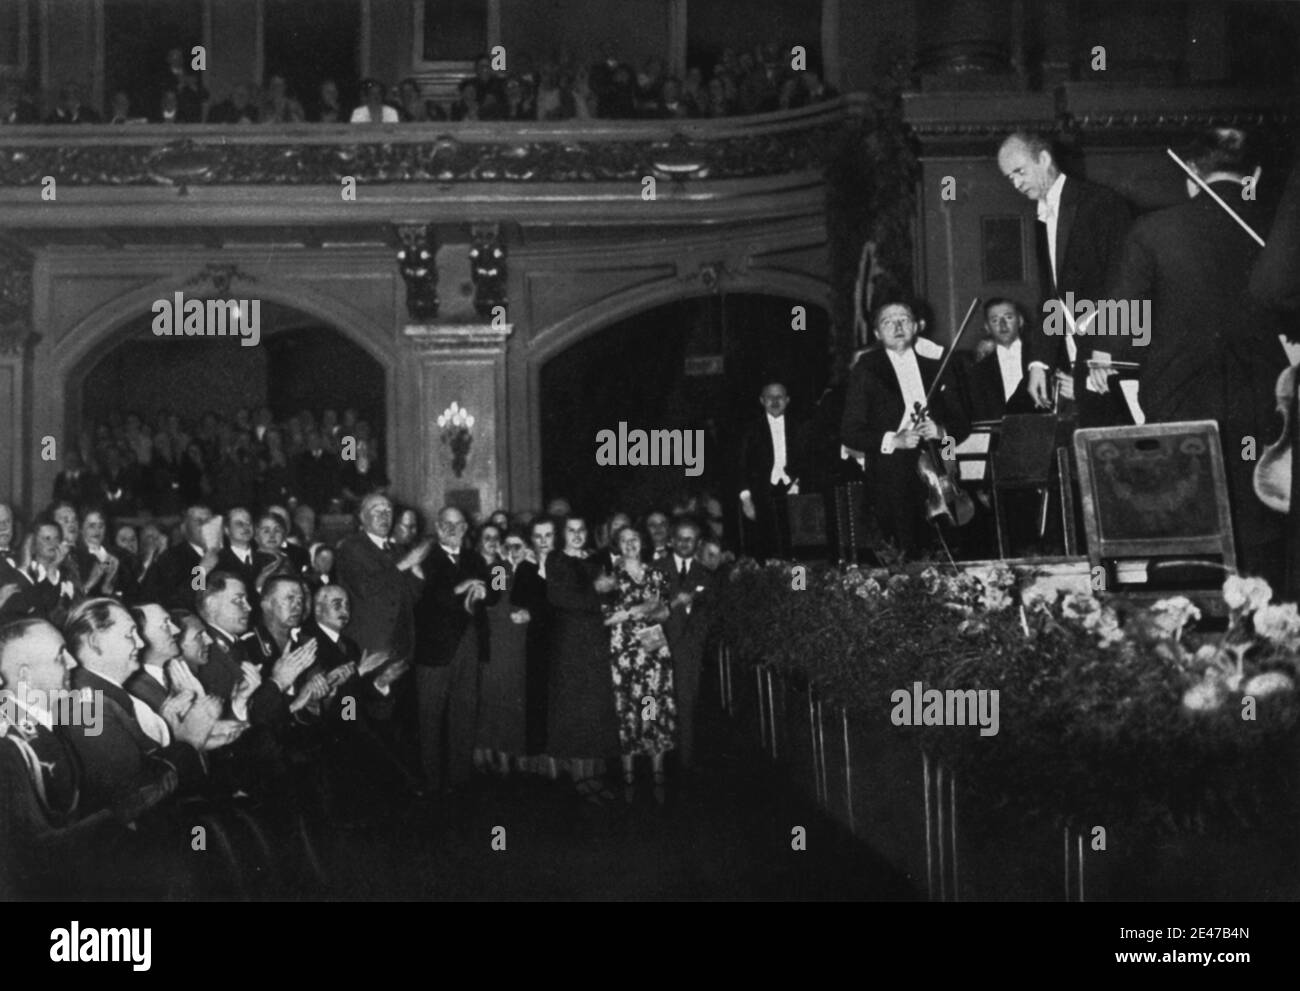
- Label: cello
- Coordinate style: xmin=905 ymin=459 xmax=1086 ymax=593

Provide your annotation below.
xmin=908 ymin=297 xmax=981 ymax=528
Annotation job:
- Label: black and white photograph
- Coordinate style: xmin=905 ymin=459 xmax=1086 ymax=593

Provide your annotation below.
xmin=0 ymin=0 xmax=1297 ymax=957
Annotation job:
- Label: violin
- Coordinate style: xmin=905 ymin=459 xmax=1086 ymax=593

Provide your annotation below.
xmin=911 ymin=401 xmax=976 ymax=526
xmin=1254 ymin=363 xmax=1297 ymax=513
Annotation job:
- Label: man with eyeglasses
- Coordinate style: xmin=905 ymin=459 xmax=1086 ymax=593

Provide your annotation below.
xmin=841 ymin=299 xmax=971 ymax=556
xmin=411 ymin=506 xmax=499 ymax=793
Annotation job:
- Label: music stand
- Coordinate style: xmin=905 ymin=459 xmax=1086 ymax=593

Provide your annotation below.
xmin=1073 ymin=421 xmax=1237 ymax=613
xmin=990 ymin=414 xmax=1077 ymax=558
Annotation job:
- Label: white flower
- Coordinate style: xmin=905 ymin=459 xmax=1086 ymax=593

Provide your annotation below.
xmin=1060 ymin=592 xmax=1101 ymax=622
xmin=1021 ymin=579 xmax=1059 ymax=614
xmin=1242 ymin=671 xmax=1295 ymax=697
xmin=1182 ymin=677 xmax=1228 ymax=712
xmin=1149 ymin=596 xmax=1201 ymax=638
xmin=1222 ymin=575 xmax=1273 ymax=614
xmin=1253 ymin=603 xmax=1300 ymax=646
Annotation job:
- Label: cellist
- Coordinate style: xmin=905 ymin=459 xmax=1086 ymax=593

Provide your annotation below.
xmin=841 ymin=299 xmax=971 ymax=557
xmin=1105 ymin=127 xmax=1288 ymax=585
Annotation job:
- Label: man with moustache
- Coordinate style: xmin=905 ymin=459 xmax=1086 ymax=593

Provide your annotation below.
xmin=841 ymin=300 xmax=971 ymax=556
xmin=654 ymin=518 xmax=716 ymax=770
xmin=411 ymin=506 xmax=498 ymax=793
xmin=997 ymin=131 xmax=1133 ymax=427
xmin=738 ymin=381 xmax=812 ymax=560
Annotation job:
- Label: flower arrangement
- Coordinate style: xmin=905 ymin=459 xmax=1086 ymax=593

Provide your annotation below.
xmin=718 ymin=561 xmax=1300 ymax=834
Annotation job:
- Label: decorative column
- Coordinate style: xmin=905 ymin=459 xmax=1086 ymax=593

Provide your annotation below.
xmin=402 ymin=322 xmax=514 ymax=522
xmin=0 ymin=252 xmax=33 ymax=511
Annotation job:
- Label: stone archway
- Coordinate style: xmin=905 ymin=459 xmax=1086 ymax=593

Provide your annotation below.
xmin=511 ymin=269 xmax=833 ymax=511
xmin=26 ymin=275 xmax=407 ymax=513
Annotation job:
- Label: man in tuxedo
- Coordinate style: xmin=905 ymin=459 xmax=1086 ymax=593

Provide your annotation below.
xmin=738 ymin=381 xmax=811 ymax=560
xmin=411 ymin=506 xmax=498 ymax=792
xmin=644 ymin=510 xmax=672 ymax=562
xmin=139 ymin=503 xmax=219 ymax=611
xmin=0 ymin=520 xmax=78 ymax=625
xmin=1107 ymin=127 xmax=1288 ymax=584
xmin=216 ymin=507 xmax=261 ymax=604
xmin=841 ymin=300 xmax=971 ymax=556
xmin=124 ymin=604 xmax=179 ymax=714
xmin=997 ymin=131 xmax=1133 ymax=427
xmin=654 ymin=519 xmax=716 ymax=770
xmin=965 ymin=298 xmax=1039 ymax=422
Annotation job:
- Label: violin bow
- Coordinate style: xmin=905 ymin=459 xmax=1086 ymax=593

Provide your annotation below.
xmin=1165 ymin=148 xmax=1266 ymax=248
xmin=918 ymin=296 xmax=982 ymax=414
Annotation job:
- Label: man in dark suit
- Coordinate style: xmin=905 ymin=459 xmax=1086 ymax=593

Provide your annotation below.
xmin=216 ymin=507 xmax=261 ymax=604
xmin=156 ymin=47 xmax=208 ymax=123
xmin=0 ymin=619 xmax=179 ymax=898
xmin=0 ymin=520 xmax=78 ymax=625
xmin=52 ymin=450 xmax=99 ymax=508
xmin=841 ymin=300 xmax=971 ymax=556
xmin=965 ymin=298 xmax=1039 ymax=422
xmin=654 ymin=518 xmax=716 ymax=770
xmin=139 ymin=503 xmax=219 ymax=612
xmin=59 ymin=598 xmax=215 ymax=816
xmin=124 ymin=604 xmax=179 ymax=714
xmin=334 ymin=494 xmax=426 ymax=662
xmin=1107 ymin=128 xmax=1288 ymax=584
xmin=738 ymin=381 xmax=811 ymax=560
xmin=293 ymin=431 xmax=341 ymax=513
xmin=195 ymin=572 xmax=307 ymax=731
xmin=411 ymin=506 xmax=498 ymax=792
xmin=998 ymin=131 xmax=1134 ymax=427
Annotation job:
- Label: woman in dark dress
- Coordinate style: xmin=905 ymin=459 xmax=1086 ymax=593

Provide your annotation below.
xmin=546 ymin=515 xmax=620 ymax=803
xmin=512 ymin=516 xmax=555 ymax=772
xmin=474 ymin=524 xmax=530 ymax=775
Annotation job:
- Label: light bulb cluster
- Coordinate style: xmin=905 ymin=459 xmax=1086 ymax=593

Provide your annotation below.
xmin=437 ymin=401 xmax=475 ymax=431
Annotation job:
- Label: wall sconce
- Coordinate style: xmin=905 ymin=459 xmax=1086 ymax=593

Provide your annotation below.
xmin=437 ymin=401 xmax=475 ymax=477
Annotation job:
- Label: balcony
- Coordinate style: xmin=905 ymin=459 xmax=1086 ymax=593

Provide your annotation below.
xmin=0 ymin=100 xmax=851 ymax=233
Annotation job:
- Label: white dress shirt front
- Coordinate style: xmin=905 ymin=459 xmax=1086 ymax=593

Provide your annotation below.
xmin=881 ymin=348 xmax=929 ymax=454
xmin=996 ymin=339 xmax=1024 ymax=400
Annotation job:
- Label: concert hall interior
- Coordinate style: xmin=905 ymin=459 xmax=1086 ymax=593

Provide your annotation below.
xmin=0 ymin=0 xmax=1298 ymax=910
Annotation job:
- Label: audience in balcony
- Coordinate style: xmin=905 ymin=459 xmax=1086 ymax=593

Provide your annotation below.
xmin=398 ymin=77 xmax=448 ymax=123
xmin=261 ymin=73 xmax=306 ymax=125
xmin=155 ymin=46 xmax=208 ymax=123
xmin=309 ymin=79 xmax=346 ymax=123
xmin=351 ymin=79 xmax=400 ymax=123
xmin=46 ymin=83 xmax=100 ymax=124
xmin=207 ymin=83 xmax=260 ymax=124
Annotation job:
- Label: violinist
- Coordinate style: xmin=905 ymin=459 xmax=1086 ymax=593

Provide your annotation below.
xmin=840 ymin=299 xmax=971 ymax=556
xmin=1106 ymin=127 xmax=1287 ymax=585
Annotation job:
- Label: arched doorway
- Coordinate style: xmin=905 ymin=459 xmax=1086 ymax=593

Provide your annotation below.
xmin=539 ymin=293 xmax=832 ymax=529
xmin=68 ymin=302 xmax=387 ymax=515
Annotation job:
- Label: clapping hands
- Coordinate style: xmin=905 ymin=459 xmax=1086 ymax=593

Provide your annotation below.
xmin=271 ymin=639 xmax=317 ymax=692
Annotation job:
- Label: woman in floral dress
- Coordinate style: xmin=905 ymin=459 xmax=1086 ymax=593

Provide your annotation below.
xmin=604 ymin=525 xmax=676 ymax=803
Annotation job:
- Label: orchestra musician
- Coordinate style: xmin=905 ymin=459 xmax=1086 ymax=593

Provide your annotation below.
xmin=1106 ymin=127 xmax=1288 ymax=585
xmin=964 ymin=297 xmax=1039 ymax=423
xmin=840 ymin=299 xmax=970 ymax=557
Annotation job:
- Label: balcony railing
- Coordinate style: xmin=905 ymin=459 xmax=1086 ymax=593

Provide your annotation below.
xmin=0 ymin=99 xmax=855 ymax=188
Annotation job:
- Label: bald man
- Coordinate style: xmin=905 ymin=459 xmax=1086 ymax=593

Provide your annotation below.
xmin=997 ymin=131 xmax=1133 ymax=427
xmin=411 ymin=506 xmax=498 ymax=792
